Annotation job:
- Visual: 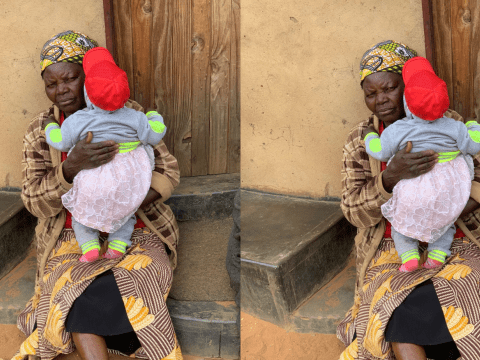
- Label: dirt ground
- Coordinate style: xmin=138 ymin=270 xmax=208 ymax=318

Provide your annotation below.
xmin=241 ymin=312 xmax=345 ymax=360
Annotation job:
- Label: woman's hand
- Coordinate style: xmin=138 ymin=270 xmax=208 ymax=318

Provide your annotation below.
xmin=382 ymin=141 xmax=438 ymax=193
xmin=460 ymin=198 xmax=480 ymax=219
xmin=140 ymin=188 xmax=162 ymax=210
xmin=62 ymin=132 xmax=119 ymax=183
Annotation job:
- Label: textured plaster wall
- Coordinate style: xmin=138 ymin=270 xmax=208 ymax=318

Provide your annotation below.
xmin=241 ymin=0 xmax=426 ymax=198
xmin=0 ymin=0 xmax=106 ymax=189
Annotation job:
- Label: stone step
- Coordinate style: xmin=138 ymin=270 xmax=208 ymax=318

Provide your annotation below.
xmin=168 ymin=299 xmax=239 ymax=359
xmin=165 ymin=173 xmax=239 ymax=221
xmin=240 ymin=190 xmax=355 ymax=327
xmin=0 ymin=191 xmax=36 ymax=281
xmin=289 ymin=255 xmax=355 ymax=334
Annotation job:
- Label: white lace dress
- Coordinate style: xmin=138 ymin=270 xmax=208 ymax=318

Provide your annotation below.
xmin=62 ymin=145 xmax=152 ymax=233
xmin=381 ymin=155 xmax=471 ymax=242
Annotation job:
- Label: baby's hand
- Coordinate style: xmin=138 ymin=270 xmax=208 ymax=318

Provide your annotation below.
xmin=42 ymin=116 xmax=56 ymax=130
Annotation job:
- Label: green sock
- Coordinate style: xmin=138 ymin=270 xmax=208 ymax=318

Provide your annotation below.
xmin=80 ymin=239 xmax=101 ymax=254
xmin=108 ymin=239 xmax=128 ymax=254
xmin=79 ymin=239 xmax=101 ymax=262
xmin=428 ymin=249 xmax=447 ymax=263
xmin=400 ymin=249 xmax=420 ymax=264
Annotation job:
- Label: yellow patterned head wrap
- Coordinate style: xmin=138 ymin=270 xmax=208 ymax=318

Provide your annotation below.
xmin=40 ymin=30 xmax=99 ymax=74
xmin=360 ymin=40 xmax=417 ymax=83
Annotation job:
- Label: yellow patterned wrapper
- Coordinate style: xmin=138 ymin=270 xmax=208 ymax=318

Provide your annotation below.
xmin=360 ymin=40 xmax=417 ymax=82
xmin=40 ymin=30 xmax=98 ymax=73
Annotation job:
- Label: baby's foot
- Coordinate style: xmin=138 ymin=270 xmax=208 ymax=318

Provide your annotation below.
xmin=79 ymin=249 xmax=100 ymax=262
xmin=102 ymin=248 xmax=125 ymax=259
xmin=399 ymin=258 xmax=419 ymax=272
xmin=422 ymin=258 xmax=444 ymax=269
xmin=422 ymin=249 xmax=447 ymax=269
xmin=79 ymin=239 xmax=100 ymax=262
xmin=399 ymin=249 xmax=420 ymax=272
xmin=102 ymin=239 xmax=128 ymax=259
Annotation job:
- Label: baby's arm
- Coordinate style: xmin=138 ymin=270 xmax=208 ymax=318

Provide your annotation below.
xmin=136 ymin=110 xmax=167 ymax=146
xmin=364 ymin=127 xmax=397 ymax=162
xmin=44 ymin=118 xmax=76 ymax=152
xmin=456 ymin=120 xmax=480 ymax=156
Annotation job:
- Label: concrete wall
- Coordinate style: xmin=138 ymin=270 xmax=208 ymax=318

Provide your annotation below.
xmin=241 ymin=0 xmax=426 ymax=199
xmin=0 ymin=1 xmax=106 ymax=189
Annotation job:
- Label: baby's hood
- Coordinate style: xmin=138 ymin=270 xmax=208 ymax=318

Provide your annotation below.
xmin=403 ymin=95 xmax=430 ymax=122
xmin=83 ymin=86 xmax=118 ymax=114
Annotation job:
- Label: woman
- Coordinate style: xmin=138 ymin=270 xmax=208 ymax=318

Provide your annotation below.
xmin=12 ymin=31 xmax=183 ymax=360
xmin=337 ymin=40 xmax=480 ymax=360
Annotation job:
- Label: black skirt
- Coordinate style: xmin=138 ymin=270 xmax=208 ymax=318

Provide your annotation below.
xmin=64 ymin=269 xmax=142 ymax=354
xmin=384 ymin=280 xmax=461 ymax=360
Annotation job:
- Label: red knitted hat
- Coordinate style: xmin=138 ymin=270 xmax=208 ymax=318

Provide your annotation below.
xmin=402 ymin=57 xmax=449 ymax=121
xmin=83 ymin=47 xmax=130 ymax=111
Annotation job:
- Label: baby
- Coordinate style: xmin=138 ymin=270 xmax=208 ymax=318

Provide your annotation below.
xmin=364 ymin=56 xmax=480 ymax=272
xmin=44 ymin=47 xmax=166 ymax=262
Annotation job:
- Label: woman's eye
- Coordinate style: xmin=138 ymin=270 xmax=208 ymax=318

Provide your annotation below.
xmin=68 ymin=77 xmax=78 ymax=82
xmin=46 ymin=83 xmax=56 ymax=89
xmin=366 ymin=93 xmax=375 ymax=99
xmin=386 ymin=86 xmax=396 ymax=92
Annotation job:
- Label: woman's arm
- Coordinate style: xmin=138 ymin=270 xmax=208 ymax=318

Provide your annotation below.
xmin=342 ymin=120 xmax=439 ymax=228
xmin=142 ymin=140 xmax=180 ymax=208
xmin=21 ymin=113 xmax=72 ymax=218
xmin=341 ymin=123 xmax=392 ymax=228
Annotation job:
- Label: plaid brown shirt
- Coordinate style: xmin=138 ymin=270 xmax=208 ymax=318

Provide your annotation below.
xmin=341 ymin=110 xmax=480 ymax=298
xmin=21 ymin=100 xmax=180 ymax=291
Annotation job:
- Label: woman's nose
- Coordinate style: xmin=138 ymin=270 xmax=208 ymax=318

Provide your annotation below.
xmin=56 ymin=82 xmax=68 ymax=95
xmin=376 ymin=92 xmax=388 ymax=105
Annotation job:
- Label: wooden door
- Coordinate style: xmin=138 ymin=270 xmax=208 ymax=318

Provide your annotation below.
xmin=425 ymin=0 xmax=480 ymax=120
xmin=105 ymin=0 xmax=240 ymax=177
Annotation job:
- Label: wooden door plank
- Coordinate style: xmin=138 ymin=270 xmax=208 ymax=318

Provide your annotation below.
xmin=191 ymin=0 xmax=212 ymax=176
xmin=131 ymin=0 xmax=154 ymax=110
xmin=470 ymin=0 xmax=480 ymax=119
xmin=113 ymin=0 xmax=135 ymax=97
xmin=209 ymin=0 xmax=232 ymax=174
xmin=152 ymin=0 xmax=175 ymax=153
xmin=451 ymin=0 xmax=475 ymax=119
xmin=432 ymin=0 xmax=453 ymax=104
xmin=228 ymin=0 xmax=240 ymax=173
xmin=172 ymin=0 xmax=193 ymax=176
xmin=103 ymin=0 xmax=116 ymax=57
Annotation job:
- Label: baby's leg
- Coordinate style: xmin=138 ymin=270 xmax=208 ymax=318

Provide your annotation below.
xmin=103 ymin=215 xmax=135 ymax=259
xmin=423 ymin=225 xmax=455 ymax=269
xmin=392 ymin=228 xmax=420 ymax=272
xmin=72 ymin=218 xmax=101 ymax=262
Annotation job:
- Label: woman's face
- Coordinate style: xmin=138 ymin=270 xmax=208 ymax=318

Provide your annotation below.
xmin=43 ymin=62 xmax=86 ymax=118
xmin=362 ymin=71 xmax=405 ymax=126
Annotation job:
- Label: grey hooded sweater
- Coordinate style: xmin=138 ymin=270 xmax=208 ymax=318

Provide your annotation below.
xmin=365 ymin=98 xmax=480 ymax=163
xmin=45 ymin=88 xmax=166 ymax=152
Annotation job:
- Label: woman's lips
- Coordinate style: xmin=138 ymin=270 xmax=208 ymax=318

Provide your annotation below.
xmin=58 ymin=99 xmax=74 ymax=106
xmin=378 ymin=108 xmax=394 ymax=116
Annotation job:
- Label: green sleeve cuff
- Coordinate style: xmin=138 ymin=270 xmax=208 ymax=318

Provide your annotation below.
xmin=466 ymin=120 xmax=479 ymax=127
xmin=146 ymin=111 xmax=160 ymax=119
xmin=364 ymin=132 xmax=379 ymax=141
xmin=45 ymin=122 xmax=59 ymax=131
